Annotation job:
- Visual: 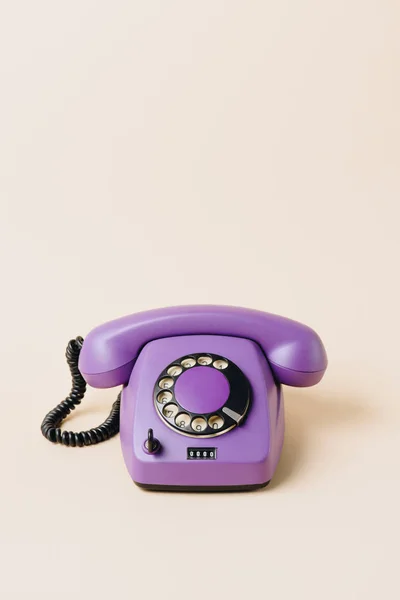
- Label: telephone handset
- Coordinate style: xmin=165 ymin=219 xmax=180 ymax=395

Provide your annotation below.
xmin=41 ymin=305 xmax=327 ymax=491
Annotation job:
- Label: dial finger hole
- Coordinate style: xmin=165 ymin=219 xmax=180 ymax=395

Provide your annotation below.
xmin=191 ymin=417 xmax=207 ymax=432
xmin=213 ymin=359 xmax=228 ymax=370
xmin=197 ymin=356 xmax=212 ymax=366
xmin=167 ymin=365 xmax=182 ymax=377
xmin=159 ymin=377 xmax=174 ymax=389
xmin=162 ymin=403 xmax=179 ymax=419
xmin=175 ymin=413 xmax=191 ymax=429
xmin=208 ymin=415 xmax=224 ymax=430
xmin=181 ymin=358 xmax=196 ymax=368
xmin=157 ymin=391 xmax=172 ymax=404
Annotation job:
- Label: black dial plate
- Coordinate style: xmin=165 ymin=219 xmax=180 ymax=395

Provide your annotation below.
xmin=153 ymin=352 xmax=251 ymax=438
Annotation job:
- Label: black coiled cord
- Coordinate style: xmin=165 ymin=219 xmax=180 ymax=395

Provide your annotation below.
xmin=41 ymin=337 xmax=121 ymax=447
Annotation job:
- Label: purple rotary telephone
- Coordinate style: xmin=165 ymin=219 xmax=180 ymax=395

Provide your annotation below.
xmin=41 ymin=306 xmax=327 ymax=491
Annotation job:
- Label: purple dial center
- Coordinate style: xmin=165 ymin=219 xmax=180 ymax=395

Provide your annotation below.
xmin=174 ymin=366 xmax=230 ymax=414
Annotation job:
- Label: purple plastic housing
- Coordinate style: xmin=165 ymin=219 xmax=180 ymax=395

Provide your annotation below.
xmin=120 ymin=335 xmax=283 ymax=488
xmin=78 ymin=305 xmax=327 ymax=490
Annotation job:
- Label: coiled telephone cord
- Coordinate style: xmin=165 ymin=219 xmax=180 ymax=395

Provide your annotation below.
xmin=40 ymin=337 xmax=121 ymax=447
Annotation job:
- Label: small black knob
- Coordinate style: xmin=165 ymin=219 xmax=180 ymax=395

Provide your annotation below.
xmin=145 ymin=428 xmax=161 ymax=454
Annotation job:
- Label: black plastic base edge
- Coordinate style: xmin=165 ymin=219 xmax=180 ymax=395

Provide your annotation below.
xmin=135 ymin=480 xmax=271 ymax=492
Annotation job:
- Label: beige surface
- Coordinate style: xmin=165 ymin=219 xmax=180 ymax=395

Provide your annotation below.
xmin=1 ymin=2 xmax=400 ymax=599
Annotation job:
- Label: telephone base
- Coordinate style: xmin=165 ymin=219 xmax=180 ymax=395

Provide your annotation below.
xmin=135 ymin=481 xmax=271 ymax=493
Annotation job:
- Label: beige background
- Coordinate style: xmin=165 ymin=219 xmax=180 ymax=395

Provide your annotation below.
xmin=1 ymin=2 xmax=400 ymax=599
